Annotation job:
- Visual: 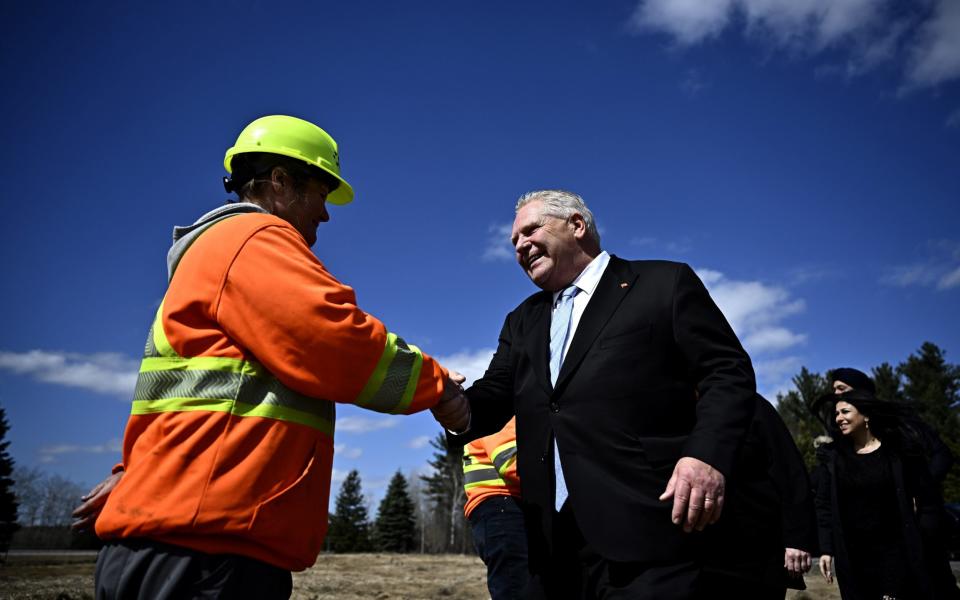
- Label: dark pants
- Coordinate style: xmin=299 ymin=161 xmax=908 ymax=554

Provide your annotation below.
xmin=95 ymin=539 xmax=292 ymax=600
xmin=698 ymin=572 xmax=786 ymax=600
xmin=526 ymin=505 xmax=701 ymax=600
xmin=469 ymin=495 xmax=530 ymax=600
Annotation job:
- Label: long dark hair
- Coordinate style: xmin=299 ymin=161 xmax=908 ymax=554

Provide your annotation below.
xmin=820 ymin=389 xmax=924 ymax=456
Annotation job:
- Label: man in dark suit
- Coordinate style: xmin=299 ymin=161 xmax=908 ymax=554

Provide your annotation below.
xmin=450 ymin=190 xmax=757 ymax=598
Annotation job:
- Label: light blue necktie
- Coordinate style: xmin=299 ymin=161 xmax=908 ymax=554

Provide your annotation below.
xmin=550 ymin=284 xmax=579 ymax=511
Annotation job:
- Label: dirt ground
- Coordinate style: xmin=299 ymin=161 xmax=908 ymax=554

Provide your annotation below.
xmin=0 ymin=551 xmax=932 ymax=599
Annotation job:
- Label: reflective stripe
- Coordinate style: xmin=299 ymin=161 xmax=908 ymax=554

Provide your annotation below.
xmin=147 ymin=303 xmax=177 ymax=359
xmin=463 ymin=464 xmax=506 ymax=490
xmin=132 ymin=368 xmax=335 ymax=435
xmin=144 ymin=320 xmax=160 ymax=358
xmin=134 ymin=369 xmax=240 ymax=401
xmin=132 ymin=304 xmax=334 ymax=435
xmin=140 ymin=356 xmax=260 ymax=375
xmin=354 ymin=333 xmax=423 ymax=414
xmin=491 ymin=443 xmax=518 ymax=476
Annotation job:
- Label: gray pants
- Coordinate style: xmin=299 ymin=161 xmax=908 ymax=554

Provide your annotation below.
xmin=95 ymin=539 xmax=292 ymax=600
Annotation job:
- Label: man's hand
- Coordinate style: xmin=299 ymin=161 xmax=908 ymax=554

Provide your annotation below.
xmin=784 ymin=547 xmax=812 ymax=576
xmin=71 ymin=471 xmax=123 ymax=531
xmin=658 ymin=456 xmax=725 ymax=532
xmin=819 ymin=554 xmax=834 ymax=584
xmin=431 ymin=370 xmax=470 ymax=432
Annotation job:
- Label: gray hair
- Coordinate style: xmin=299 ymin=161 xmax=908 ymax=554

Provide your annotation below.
xmin=516 ymin=190 xmax=600 ymax=246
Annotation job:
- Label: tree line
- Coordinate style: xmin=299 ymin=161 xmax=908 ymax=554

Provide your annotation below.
xmin=326 ymin=434 xmax=472 ymax=554
xmin=1 ymin=340 xmax=958 ymax=555
xmin=776 ymin=341 xmax=960 ymax=501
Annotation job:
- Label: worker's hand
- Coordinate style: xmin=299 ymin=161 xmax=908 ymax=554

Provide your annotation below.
xmin=784 ymin=547 xmax=812 ymax=576
xmin=819 ymin=554 xmax=834 ymax=584
xmin=431 ymin=372 xmax=470 ymax=432
xmin=658 ymin=456 xmax=725 ymax=533
xmin=71 ymin=471 xmax=123 ymax=531
xmin=447 ymin=369 xmax=466 ymax=386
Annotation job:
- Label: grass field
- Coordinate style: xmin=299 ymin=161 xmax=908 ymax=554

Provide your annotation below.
xmin=0 ymin=551 xmax=870 ymax=599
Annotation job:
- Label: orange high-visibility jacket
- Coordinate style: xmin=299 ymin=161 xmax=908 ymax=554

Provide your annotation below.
xmin=462 ymin=417 xmax=520 ymax=518
xmin=96 ymin=209 xmax=447 ymax=571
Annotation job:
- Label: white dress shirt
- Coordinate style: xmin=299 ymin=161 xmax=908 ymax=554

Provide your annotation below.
xmin=551 ymin=251 xmax=610 ymax=359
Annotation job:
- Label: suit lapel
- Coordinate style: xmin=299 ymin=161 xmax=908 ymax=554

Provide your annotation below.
xmin=523 ymin=292 xmax=554 ymax=395
xmin=554 ymin=256 xmax=636 ymax=393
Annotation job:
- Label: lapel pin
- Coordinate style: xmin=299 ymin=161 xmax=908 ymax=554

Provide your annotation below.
xmin=620 ymin=282 xmax=628 ymax=288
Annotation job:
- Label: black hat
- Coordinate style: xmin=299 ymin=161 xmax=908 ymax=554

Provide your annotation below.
xmin=830 ymin=367 xmax=876 ymax=394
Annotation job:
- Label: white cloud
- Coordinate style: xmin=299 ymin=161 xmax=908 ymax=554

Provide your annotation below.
xmin=881 ymin=239 xmax=960 ymax=291
xmin=938 ymin=266 xmax=960 ymax=290
xmin=333 ymin=443 xmax=363 ymax=459
xmin=435 ymin=348 xmax=497 ymax=387
xmin=629 ymin=0 xmax=960 ymax=91
xmin=905 ymin=0 xmax=960 ymax=88
xmin=482 ymin=222 xmax=514 ymax=262
xmin=694 ymin=267 xmax=807 ymax=357
xmin=39 ymin=438 xmax=122 ymax=464
xmin=743 ymin=327 xmax=808 ymax=353
xmin=755 ymin=357 xmax=804 ymax=401
xmin=629 ymin=0 xmax=734 ymax=45
xmin=335 ymin=416 xmax=401 ymax=434
xmin=630 ymin=0 xmax=885 ymax=47
xmin=0 ymin=350 xmax=138 ymax=397
xmin=407 ymin=435 xmax=432 ymax=449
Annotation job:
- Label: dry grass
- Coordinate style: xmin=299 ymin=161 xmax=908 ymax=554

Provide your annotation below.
xmin=292 ymin=553 xmax=489 ymax=600
xmin=1 ymin=552 xmax=97 ymax=600
xmin=4 ymin=551 xmax=949 ymax=599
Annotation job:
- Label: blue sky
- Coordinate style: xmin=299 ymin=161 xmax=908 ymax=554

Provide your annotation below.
xmin=1 ymin=0 xmax=958 ymax=509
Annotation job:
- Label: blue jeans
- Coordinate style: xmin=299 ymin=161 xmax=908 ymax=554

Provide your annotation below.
xmin=469 ymin=495 xmax=530 ymax=600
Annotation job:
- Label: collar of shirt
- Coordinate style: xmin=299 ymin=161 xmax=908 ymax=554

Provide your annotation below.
xmin=551 ymin=251 xmax=610 ymax=306
xmin=550 ymin=251 xmax=610 ymax=361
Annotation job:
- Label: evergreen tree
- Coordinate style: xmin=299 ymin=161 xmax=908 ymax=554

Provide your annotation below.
xmin=872 ymin=362 xmax=905 ymax=404
xmin=0 ymin=404 xmax=18 ymax=557
xmin=373 ymin=470 xmax=416 ymax=552
xmin=775 ymin=367 xmax=831 ymax=470
xmin=326 ymin=469 xmax=371 ymax=552
xmin=899 ymin=342 xmax=960 ymax=440
xmin=420 ymin=432 xmax=470 ymax=553
xmin=898 ymin=342 xmax=960 ymax=501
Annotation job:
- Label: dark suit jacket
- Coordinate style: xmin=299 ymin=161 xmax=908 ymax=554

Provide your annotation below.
xmin=450 ymin=257 xmax=756 ymax=567
xmin=703 ymin=395 xmax=817 ymax=589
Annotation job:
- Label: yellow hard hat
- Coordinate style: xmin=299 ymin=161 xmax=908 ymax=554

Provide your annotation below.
xmin=224 ymin=115 xmax=354 ymax=205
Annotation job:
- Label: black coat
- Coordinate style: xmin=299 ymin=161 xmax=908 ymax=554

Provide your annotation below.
xmin=703 ymin=395 xmax=818 ymax=589
xmin=814 ymin=442 xmax=944 ymax=599
xmin=450 ymin=257 xmax=756 ymax=570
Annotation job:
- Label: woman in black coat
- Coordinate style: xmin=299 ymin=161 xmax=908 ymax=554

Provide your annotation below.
xmin=814 ymin=389 xmax=953 ymax=599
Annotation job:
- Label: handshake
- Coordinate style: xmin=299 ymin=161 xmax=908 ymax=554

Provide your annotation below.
xmin=430 ymin=370 xmax=470 ymax=432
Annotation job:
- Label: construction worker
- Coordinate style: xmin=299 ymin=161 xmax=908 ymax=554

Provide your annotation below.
xmin=462 ymin=417 xmax=529 ymax=599
xmin=87 ymin=115 xmax=470 ymax=599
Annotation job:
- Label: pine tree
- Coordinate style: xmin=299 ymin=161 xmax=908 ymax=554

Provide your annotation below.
xmin=899 ymin=342 xmax=960 ymax=440
xmin=0 ymin=404 xmax=19 ymax=557
xmin=775 ymin=367 xmax=831 ymax=470
xmin=373 ymin=470 xmax=416 ymax=553
xmin=872 ymin=362 xmax=905 ymax=404
xmin=898 ymin=342 xmax=960 ymax=501
xmin=420 ymin=432 xmax=470 ymax=553
xmin=326 ymin=469 xmax=371 ymax=553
